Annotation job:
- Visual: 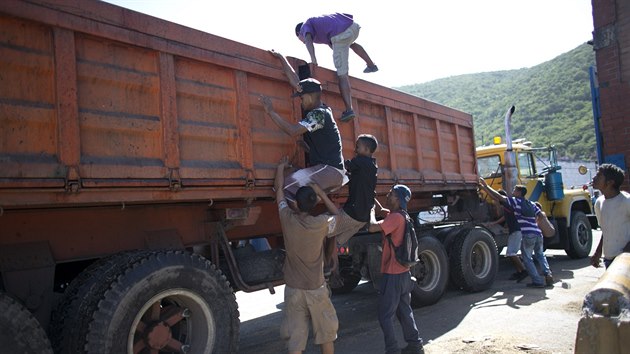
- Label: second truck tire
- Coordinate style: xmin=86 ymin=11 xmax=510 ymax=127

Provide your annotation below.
xmin=410 ymin=236 xmax=449 ymax=307
xmin=450 ymin=227 xmax=498 ymax=292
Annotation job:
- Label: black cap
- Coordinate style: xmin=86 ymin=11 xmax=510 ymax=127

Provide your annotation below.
xmin=292 ymin=78 xmax=322 ymax=97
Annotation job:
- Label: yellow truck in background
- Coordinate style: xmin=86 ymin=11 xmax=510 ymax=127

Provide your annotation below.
xmin=476 ymin=107 xmax=596 ymax=259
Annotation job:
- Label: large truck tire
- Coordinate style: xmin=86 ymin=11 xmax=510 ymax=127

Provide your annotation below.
xmin=410 ymin=236 xmax=449 ymax=307
xmin=236 ymin=249 xmax=285 ymax=284
xmin=50 ymin=250 xmax=153 ymax=353
xmin=450 ymin=227 xmax=498 ymax=292
xmin=0 ymin=292 xmax=53 ymax=354
xmin=565 ymin=211 xmax=593 ymax=259
xmin=366 ymin=243 xmax=383 ymax=290
xmin=53 ymin=250 xmax=239 ymax=353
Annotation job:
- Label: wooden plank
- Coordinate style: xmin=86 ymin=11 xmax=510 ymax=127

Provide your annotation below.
xmin=413 ymin=114 xmax=425 ymax=174
xmin=385 ymin=106 xmax=398 ymax=181
xmin=53 ymin=27 xmax=80 ymax=168
xmin=234 ymin=70 xmax=253 ymax=172
xmin=455 ymin=124 xmax=464 ymax=174
xmin=159 ymin=52 xmax=180 ymax=169
xmin=435 ymin=120 xmax=444 ymax=176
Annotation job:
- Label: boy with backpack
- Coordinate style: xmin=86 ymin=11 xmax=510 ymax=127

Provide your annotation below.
xmin=368 ymin=184 xmax=424 ymax=354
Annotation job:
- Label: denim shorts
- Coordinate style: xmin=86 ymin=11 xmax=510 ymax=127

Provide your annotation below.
xmin=506 ymin=230 xmax=523 ymax=256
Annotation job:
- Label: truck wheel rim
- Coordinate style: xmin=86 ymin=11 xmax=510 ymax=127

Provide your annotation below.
xmin=414 ymin=251 xmax=440 ymax=290
xmin=471 ymin=241 xmax=492 ymax=278
xmin=576 ymin=222 xmax=589 ymax=247
xmin=127 ymin=289 xmax=215 ymax=354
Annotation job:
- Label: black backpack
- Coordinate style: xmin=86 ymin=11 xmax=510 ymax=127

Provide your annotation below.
xmin=386 ymin=210 xmax=419 ymax=267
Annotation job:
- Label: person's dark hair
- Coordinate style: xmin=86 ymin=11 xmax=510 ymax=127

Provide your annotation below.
xmin=498 ymin=189 xmax=507 ymax=196
xmin=295 ymin=23 xmax=303 ymax=37
xmin=295 ymin=186 xmax=317 ymax=212
xmin=357 ymin=134 xmax=378 ymax=153
xmin=598 ymin=163 xmax=625 ymax=191
xmin=514 ymin=185 xmax=527 ymax=197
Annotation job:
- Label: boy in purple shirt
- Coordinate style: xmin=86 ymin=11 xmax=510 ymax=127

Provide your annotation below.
xmin=295 ymin=13 xmax=378 ymax=122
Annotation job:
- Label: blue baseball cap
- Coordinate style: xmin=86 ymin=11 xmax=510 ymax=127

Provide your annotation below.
xmin=392 ymin=184 xmax=411 ymax=210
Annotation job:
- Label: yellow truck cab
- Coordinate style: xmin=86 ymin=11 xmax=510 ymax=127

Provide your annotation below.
xmin=476 ymin=139 xmax=595 ymax=259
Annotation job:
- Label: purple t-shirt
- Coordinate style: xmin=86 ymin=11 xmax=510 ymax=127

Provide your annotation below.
xmin=299 ymin=13 xmax=354 ymax=45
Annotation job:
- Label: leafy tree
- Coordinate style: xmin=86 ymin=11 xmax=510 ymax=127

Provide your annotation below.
xmin=397 ymin=44 xmax=596 ymax=160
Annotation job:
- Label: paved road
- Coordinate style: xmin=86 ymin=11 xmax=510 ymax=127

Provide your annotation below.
xmin=236 ymin=231 xmax=604 ymax=353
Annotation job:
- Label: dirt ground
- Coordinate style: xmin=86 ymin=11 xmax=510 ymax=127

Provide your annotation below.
xmin=237 ymin=231 xmax=604 ymax=354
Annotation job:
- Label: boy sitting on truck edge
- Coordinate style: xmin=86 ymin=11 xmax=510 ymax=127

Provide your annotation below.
xmin=260 ymin=77 xmax=347 ymax=204
xmin=326 ymin=134 xmax=378 ymax=286
xmin=274 ymin=156 xmax=339 ymax=354
xmin=368 ymin=184 xmax=424 ymax=354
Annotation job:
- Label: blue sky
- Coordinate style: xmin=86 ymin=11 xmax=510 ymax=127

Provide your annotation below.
xmin=104 ymin=0 xmax=594 ymax=87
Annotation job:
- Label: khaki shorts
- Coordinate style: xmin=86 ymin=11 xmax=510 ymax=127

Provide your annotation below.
xmin=330 ymin=209 xmax=366 ymax=245
xmin=283 ymin=164 xmax=347 ymax=203
xmin=280 ymin=285 xmax=338 ymax=351
xmin=331 ymin=22 xmax=360 ymax=76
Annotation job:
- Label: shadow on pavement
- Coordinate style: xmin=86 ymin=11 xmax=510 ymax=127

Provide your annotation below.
xmin=238 ymin=254 xmax=593 ymax=353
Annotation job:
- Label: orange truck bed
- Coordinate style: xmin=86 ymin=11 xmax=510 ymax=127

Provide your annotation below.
xmin=0 ymin=0 xmax=478 ymax=263
xmin=0 ymin=0 xmax=477 ymax=208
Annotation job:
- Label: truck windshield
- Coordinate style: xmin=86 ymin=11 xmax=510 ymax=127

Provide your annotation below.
xmin=477 ymin=155 xmax=502 ymax=178
xmin=517 ymin=152 xmax=537 ymax=177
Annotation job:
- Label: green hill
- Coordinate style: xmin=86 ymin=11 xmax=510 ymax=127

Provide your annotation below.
xmin=397 ymin=43 xmax=596 ymax=160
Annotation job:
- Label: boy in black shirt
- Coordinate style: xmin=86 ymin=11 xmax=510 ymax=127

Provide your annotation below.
xmin=326 ymin=134 xmax=378 ymax=285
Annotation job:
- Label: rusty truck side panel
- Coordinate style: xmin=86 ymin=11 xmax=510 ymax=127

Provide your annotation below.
xmin=0 ymin=0 xmax=477 ymax=262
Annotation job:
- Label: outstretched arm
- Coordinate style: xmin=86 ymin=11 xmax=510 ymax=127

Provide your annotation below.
xmin=309 ymin=183 xmax=339 ymax=215
xmin=275 ymin=156 xmax=290 ymax=202
xmin=269 ymin=50 xmax=300 ymax=91
xmin=368 ymin=216 xmax=383 ymax=233
xmin=303 ymin=33 xmax=317 ymax=66
xmin=478 ymin=177 xmax=507 ymax=203
xmin=368 ymin=201 xmax=386 ymax=233
xmin=260 ymin=95 xmax=307 ymax=138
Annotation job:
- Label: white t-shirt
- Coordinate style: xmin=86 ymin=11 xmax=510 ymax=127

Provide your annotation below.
xmin=594 ymin=191 xmax=630 ymax=259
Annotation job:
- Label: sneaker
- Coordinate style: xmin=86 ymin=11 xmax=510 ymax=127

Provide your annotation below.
xmin=545 ymin=274 xmax=554 ymax=286
xmin=340 ymin=110 xmax=356 ymax=122
xmin=363 ymin=65 xmax=379 ymax=73
xmin=526 ymin=283 xmax=545 ymax=288
xmin=401 ymin=342 xmax=424 ymax=354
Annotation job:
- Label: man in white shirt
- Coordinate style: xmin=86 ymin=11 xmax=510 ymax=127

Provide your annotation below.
xmin=590 ymin=163 xmax=630 ymax=268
